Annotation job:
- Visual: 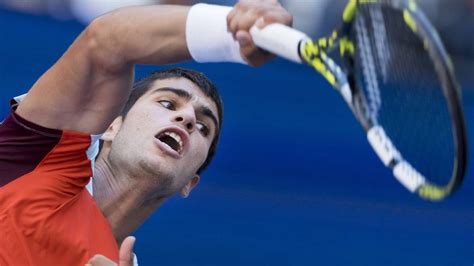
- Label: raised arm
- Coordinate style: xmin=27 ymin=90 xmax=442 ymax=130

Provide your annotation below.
xmin=16 ymin=1 xmax=291 ymax=134
xmin=16 ymin=6 xmax=192 ymax=134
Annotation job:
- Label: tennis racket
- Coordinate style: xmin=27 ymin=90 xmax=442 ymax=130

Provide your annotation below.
xmin=250 ymin=0 xmax=468 ymax=201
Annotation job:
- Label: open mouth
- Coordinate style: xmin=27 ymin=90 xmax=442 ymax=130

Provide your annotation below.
xmin=156 ymin=131 xmax=184 ymax=154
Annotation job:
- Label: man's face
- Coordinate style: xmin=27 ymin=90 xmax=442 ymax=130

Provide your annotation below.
xmin=107 ymin=77 xmax=219 ymax=197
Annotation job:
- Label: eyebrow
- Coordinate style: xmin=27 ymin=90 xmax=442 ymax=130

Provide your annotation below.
xmin=151 ymin=87 xmax=219 ymax=130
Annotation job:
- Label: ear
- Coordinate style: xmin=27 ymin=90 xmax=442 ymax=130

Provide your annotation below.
xmin=180 ymin=175 xmax=200 ymax=198
xmin=101 ymin=116 xmax=123 ymax=142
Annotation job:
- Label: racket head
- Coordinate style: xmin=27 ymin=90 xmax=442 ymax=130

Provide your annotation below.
xmin=303 ymin=0 xmax=468 ymax=200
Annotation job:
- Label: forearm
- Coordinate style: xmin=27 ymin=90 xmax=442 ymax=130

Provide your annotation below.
xmin=88 ymin=5 xmax=192 ymax=71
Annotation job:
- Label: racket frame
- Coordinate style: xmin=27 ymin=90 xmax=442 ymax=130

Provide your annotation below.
xmin=250 ymin=0 xmax=468 ymax=201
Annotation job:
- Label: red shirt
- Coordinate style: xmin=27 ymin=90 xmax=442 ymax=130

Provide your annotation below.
xmin=0 ymin=106 xmax=118 ymax=265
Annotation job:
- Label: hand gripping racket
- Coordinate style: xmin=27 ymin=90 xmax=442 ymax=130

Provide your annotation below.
xmin=250 ymin=0 xmax=468 ymax=201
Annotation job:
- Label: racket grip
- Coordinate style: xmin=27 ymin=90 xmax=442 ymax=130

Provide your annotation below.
xmin=250 ymin=23 xmax=309 ymax=64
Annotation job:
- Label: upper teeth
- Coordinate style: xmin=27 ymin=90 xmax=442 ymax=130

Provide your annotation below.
xmin=164 ymin=131 xmax=183 ymax=151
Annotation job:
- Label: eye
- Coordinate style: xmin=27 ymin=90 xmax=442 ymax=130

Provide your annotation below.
xmin=196 ymin=122 xmax=209 ymax=137
xmin=158 ymin=100 xmax=175 ymax=110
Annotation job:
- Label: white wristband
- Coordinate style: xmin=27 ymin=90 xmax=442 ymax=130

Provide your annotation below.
xmin=186 ymin=4 xmax=247 ymax=64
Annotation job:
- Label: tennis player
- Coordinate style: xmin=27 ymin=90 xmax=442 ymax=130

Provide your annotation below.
xmin=0 ymin=0 xmax=292 ymax=265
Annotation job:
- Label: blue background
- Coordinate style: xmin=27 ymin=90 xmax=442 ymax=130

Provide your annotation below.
xmin=0 ymin=9 xmax=472 ymax=266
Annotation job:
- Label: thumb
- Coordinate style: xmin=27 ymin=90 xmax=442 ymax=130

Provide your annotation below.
xmin=119 ymin=236 xmax=136 ymax=266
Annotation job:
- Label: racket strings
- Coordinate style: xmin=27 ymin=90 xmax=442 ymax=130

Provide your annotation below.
xmin=352 ymin=4 xmax=456 ymax=186
xmin=354 ymin=13 xmax=382 ymax=122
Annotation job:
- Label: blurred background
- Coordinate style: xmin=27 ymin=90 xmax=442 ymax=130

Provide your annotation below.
xmin=0 ymin=0 xmax=472 ymax=265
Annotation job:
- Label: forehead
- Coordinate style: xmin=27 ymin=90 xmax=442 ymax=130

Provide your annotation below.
xmin=142 ymin=78 xmax=219 ymax=117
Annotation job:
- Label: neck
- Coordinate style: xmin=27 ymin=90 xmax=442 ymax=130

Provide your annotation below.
xmin=93 ymin=157 xmax=166 ymax=244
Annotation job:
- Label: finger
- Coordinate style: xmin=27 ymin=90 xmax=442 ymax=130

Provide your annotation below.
xmin=228 ymin=11 xmax=243 ymax=38
xmin=236 ymin=29 xmax=274 ymax=66
xmin=229 ymin=1 xmax=268 ymax=35
xmin=228 ymin=2 xmax=246 ymax=37
xmin=263 ymin=10 xmax=293 ymax=27
xmin=119 ymin=236 xmax=136 ymax=266
xmin=239 ymin=45 xmax=275 ymax=67
xmin=230 ymin=0 xmax=291 ymax=39
xmin=245 ymin=51 xmax=275 ymax=67
xmin=235 ymin=6 xmax=288 ymax=33
xmin=235 ymin=9 xmax=260 ymax=32
xmin=236 ymin=30 xmax=252 ymax=47
xmin=226 ymin=6 xmax=238 ymax=33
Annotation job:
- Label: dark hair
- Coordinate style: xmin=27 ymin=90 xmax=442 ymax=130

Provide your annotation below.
xmin=105 ymin=67 xmax=223 ymax=174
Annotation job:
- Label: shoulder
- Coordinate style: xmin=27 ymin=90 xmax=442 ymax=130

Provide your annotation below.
xmin=0 ymin=94 xmax=101 ymax=188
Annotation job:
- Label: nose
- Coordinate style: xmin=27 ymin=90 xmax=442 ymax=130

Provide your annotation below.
xmin=173 ymin=107 xmax=196 ymax=133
